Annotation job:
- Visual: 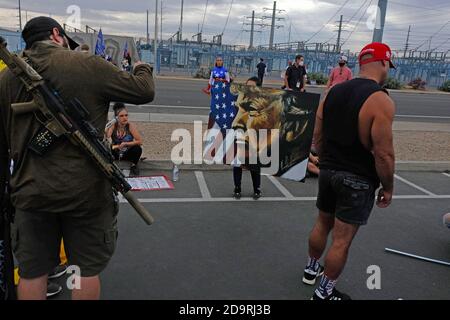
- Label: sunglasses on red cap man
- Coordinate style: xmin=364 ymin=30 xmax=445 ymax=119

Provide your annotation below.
xmin=358 ymin=42 xmax=396 ymax=69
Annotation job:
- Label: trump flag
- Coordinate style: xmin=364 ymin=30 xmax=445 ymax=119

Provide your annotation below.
xmin=203 ymin=81 xmax=320 ymax=181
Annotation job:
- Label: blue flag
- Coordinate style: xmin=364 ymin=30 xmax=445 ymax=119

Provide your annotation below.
xmin=95 ymin=28 xmax=106 ymax=56
xmin=123 ymin=42 xmax=129 ymax=58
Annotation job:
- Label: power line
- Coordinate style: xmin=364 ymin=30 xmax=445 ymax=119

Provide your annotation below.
xmin=323 ymin=34 xmax=337 ymax=44
xmin=431 ymin=37 xmax=450 ymax=51
xmin=229 ymin=18 xmax=245 ymax=44
xmin=305 ymin=0 xmax=352 ymax=43
xmin=391 ymin=10 xmax=450 ymax=19
xmin=341 ymin=0 xmax=374 ymax=47
xmin=344 ymin=0 xmax=370 ymax=27
xmin=414 ymin=20 xmax=450 ymax=50
xmin=283 ymin=12 xmax=301 ymax=42
xmin=389 ymin=1 xmax=446 ymax=12
xmin=200 ymin=0 xmax=209 ymax=33
xmin=221 ymin=0 xmax=234 ymax=35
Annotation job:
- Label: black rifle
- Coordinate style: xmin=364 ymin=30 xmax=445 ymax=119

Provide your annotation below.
xmin=0 ymin=37 xmax=154 ymax=225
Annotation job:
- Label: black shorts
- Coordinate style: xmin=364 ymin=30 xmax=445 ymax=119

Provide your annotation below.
xmin=316 ymin=169 xmax=376 ymax=225
xmin=12 ymin=194 xmax=119 ymax=279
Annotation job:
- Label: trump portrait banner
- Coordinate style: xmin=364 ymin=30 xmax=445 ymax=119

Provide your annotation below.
xmin=203 ymin=81 xmax=321 ymax=181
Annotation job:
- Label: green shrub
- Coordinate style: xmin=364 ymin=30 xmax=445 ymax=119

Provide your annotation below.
xmin=307 ymin=72 xmax=329 ymax=85
xmin=408 ymin=77 xmax=426 ymax=90
xmin=383 ymin=77 xmax=403 ymax=90
xmin=193 ymin=67 xmax=211 ymax=79
xmin=438 ymin=80 xmax=450 ymax=92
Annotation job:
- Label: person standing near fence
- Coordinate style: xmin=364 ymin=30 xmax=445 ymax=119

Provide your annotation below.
xmin=326 ymin=56 xmax=353 ymax=90
xmin=203 ymin=56 xmax=231 ymax=95
xmin=285 ymin=55 xmax=307 ymax=92
xmin=256 ymin=58 xmax=267 ymax=86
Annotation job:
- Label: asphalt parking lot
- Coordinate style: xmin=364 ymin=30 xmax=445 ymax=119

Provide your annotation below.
xmin=55 ymin=168 xmax=450 ymax=300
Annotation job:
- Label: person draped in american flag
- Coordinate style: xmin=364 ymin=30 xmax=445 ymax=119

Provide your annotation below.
xmin=203 ymin=56 xmax=238 ymax=170
xmin=202 ymin=56 xmax=231 ymax=95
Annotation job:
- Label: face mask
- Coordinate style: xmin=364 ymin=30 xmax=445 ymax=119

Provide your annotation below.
xmin=339 ymin=63 xmax=345 ymax=67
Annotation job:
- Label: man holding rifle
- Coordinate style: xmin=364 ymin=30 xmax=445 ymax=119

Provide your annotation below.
xmin=0 ymin=17 xmax=155 ymax=300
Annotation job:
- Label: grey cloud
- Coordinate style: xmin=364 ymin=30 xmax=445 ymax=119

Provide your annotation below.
xmin=0 ymin=0 xmax=449 ymax=52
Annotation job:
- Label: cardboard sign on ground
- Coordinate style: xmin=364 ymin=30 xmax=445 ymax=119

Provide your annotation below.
xmin=126 ymin=175 xmax=174 ymax=191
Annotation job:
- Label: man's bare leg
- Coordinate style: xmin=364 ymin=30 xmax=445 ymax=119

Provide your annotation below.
xmin=18 ymin=275 xmax=47 ymax=300
xmin=313 ymin=218 xmax=359 ymax=299
xmin=324 ymin=218 xmax=359 ymax=280
xmin=308 ymin=211 xmax=335 ymax=259
xmin=72 ymin=276 xmax=101 ymax=300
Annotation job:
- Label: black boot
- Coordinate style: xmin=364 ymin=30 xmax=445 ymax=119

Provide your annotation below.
xmin=130 ymin=164 xmax=140 ymax=176
xmin=233 ymin=186 xmax=241 ymax=199
xmin=253 ymin=188 xmax=262 ymax=200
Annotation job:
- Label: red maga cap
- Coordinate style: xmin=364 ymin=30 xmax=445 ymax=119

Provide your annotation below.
xmin=358 ymin=42 xmax=396 ymax=69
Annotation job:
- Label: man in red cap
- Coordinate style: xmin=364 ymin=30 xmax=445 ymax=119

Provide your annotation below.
xmin=301 ymin=42 xmax=396 ymax=300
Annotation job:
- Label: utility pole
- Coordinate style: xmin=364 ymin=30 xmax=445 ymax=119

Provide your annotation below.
xmin=269 ymin=1 xmax=276 ymax=49
xmin=263 ymin=1 xmax=285 ymax=49
xmin=288 ymin=23 xmax=291 ymax=44
xmin=244 ymin=11 xmax=265 ymax=49
xmin=18 ymin=0 xmax=22 ymax=32
xmin=372 ymin=0 xmax=388 ymax=43
xmin=404 ymin=25 xmax=411 ymax=58
xmin=146 ymin=10 xmax=150 ymax=45
xmin=336 ymin=15 xmax=343 ymax=53
xmin=250 ymin=11 xmax=255 ymax=49
xmin=160 ymin=0 xmax=163 ymax=43
xmin=179 ymin=0 xmax=184 ymax=41
xmin=154 ymin=0 xmax=158 ymax=70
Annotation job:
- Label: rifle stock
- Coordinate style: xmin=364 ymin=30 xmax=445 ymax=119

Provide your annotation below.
xmin=11 ymin=100 xmax=39 ymax=114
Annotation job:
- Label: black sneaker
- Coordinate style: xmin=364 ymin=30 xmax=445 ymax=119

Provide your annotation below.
xmin=311 ymin=288 xmax=351 ymax=300
xmin=302 ymin=265 xmax=324 ymax=285
xmin=233 ymin=187 xmax=241 ymax=200
xmin=48 ymin=264 xmax=68 ymax=280
xmin=253 ymin=190 xmax=262 ymax=200
xmin=130 ymin=164 xmax=140 ymax=176
xmin=47 ymin=281 xmax=63 ymax=298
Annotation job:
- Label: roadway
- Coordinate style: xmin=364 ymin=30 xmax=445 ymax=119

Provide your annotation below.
xmin=124 ymin=78 xmax=450 ymax=124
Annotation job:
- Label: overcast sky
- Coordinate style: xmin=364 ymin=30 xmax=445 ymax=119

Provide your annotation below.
xmin=0 ymin=0 xmax=449 ymax=52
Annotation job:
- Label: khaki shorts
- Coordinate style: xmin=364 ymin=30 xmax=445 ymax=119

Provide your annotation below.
xmin=12 ymin=194 xmax=119 ymax=279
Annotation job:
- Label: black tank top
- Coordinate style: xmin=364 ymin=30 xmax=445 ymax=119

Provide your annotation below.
xmin=320 ymin=78 xmax=388 ymax=185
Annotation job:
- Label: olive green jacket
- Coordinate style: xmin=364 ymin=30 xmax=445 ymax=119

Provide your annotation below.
xmin=0 ymin=41 xmax=155 ymax=212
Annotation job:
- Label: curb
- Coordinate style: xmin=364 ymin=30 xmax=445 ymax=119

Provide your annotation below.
xmin=134 ymin=160 xmax=450 ymax=173
xmin=154 ymin=75 xmax=450 ymax=96
xmin=118 ymin=112 xmax=450 ymax=129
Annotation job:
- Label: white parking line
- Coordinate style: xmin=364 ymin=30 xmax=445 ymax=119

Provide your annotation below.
xmin=267 ymin=176 xmax=295 ymax=199
xmin=195 ymin=171 xmax=212 ymax=199
xmin=397 ymin=161 xmax=450 ymax=164
xmin=394 ymin=174 xmax=437 ymax=196
xmin=127 ymin=104 xmax=209 ymax=110
xmin=396 ymin=114 xmax=450 ymax=119
xmin=442 ymin=172 xmax=450 ymax=178
xmin=119 ymin=194 xmax=450 ymax=203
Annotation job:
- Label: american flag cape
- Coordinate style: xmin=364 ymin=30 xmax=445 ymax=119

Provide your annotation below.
xmin=203 ymin=80 xmax=239 ymax=166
